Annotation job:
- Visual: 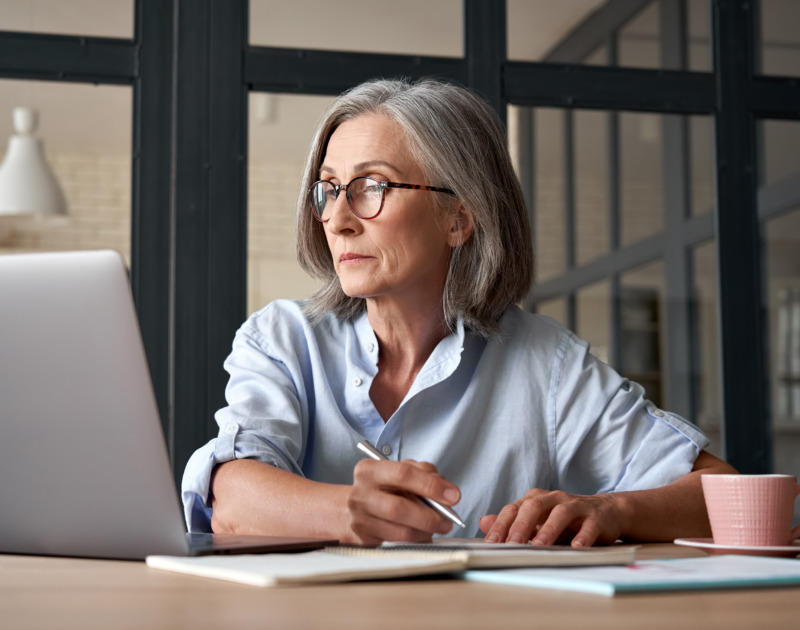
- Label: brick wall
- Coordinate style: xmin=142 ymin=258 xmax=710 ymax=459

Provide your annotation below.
xmin=0 ymin=152 xmax=130 ymax=264
xmin=247 ymin=158 xmax=321 ymax=314
xmin=0 ymin=153 xmax=321 ymax=316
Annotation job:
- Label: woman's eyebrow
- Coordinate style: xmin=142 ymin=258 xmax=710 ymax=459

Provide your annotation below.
xmin=319 ymin=160 xmax=402 ymax=177
xmin=352 ymin=160 xmax=401 ymax=174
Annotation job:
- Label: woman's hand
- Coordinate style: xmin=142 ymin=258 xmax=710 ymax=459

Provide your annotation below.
xmin=481 ymin=452 xmax=737 ymax=547
xmin=344 ymin=458 xmax=461 ymax=545
xmin=480 ymin=488 xmax=630 ymax=548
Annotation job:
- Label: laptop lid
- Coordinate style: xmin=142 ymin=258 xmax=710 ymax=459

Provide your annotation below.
xmin=0 ymin=250 xmax=334 ymax=560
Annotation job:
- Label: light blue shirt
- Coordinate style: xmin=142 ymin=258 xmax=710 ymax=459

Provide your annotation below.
xmin=182 ymin=300 xmax=708 ymax=536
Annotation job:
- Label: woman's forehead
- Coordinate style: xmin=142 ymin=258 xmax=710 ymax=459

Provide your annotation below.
xmin=321 ymin=113 xmax=418 ymax=176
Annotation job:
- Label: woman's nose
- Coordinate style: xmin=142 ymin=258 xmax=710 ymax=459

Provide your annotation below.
xmin=325 ymin=192 xmax=361 ymax=234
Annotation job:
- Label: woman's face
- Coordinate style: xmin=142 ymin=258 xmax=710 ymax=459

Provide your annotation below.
xmin=319 ymin=113 xmax=464 ymax=311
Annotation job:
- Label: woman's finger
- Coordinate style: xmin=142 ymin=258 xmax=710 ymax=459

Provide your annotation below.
xmin=479 ymin=514 xmax=498 ymax=534
xmin=504 ymin=493 xmax=570 ymax=543
xmin=567 ymin=517 xmax=603 ymax=548
xmin=354 ymin=459 xmax=460 ymax=507
xmin=483 ymin=502 xmax=525 ymax=543
xmin=348 ymin=460 xmax=455 ymax=540
xmin=528 ymin=501 xmax=584 ymax=546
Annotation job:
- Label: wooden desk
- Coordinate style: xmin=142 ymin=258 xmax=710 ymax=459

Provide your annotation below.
xmin=2 ymin=544 xmax=798 ymax=630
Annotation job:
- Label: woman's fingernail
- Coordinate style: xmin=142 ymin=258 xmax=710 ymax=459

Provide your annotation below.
xmin=443 ymin=488 xmax=459 ymax=503
xmin=485 ymin=533 xmax=499 ymax=543
xmin=508 ymin=533 xmax=524 ymax=544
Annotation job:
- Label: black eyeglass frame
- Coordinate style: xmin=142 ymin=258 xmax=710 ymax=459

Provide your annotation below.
xmin=308 ymin=176 xmax=455 ymax=222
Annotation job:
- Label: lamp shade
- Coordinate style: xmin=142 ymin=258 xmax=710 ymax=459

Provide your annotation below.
xmin=0 ymin=107 xmax=67 ymax=216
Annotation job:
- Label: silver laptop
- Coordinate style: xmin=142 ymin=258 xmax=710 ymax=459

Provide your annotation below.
xmin=0 ymin=250 xmax=335 ymax=560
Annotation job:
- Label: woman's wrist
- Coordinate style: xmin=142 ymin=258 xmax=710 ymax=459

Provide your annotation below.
xmin=606 ymin=491 xmax=635 ymax=540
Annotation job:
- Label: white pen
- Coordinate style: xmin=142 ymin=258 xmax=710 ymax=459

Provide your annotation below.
xmin=355 ymin=439 xmax=466 ymax=528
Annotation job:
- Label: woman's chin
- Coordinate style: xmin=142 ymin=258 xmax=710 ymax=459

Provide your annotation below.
xmin=338 ymin=280 xmax=382 ymax=299
xmin=339 ymin=286 xmax=373 ymax=299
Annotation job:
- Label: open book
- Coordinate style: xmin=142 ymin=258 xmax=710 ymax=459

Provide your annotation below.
xmin=146 ymin=540 xmax=636 ymax=587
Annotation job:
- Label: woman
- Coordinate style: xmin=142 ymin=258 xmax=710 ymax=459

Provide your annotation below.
xmin=182 ymin=78 xmax=735 ymax=547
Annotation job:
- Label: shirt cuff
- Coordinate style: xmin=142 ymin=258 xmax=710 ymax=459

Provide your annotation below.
xmin=612 ymin=407 xmax=709 ymax=492
xmin=181 ymin=440 xmax=217 ymax=532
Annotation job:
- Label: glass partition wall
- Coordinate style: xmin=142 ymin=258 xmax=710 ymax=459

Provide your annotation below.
xmin=523 ymin=104 xmax=718 ymax=449
xmin=0 ymin=80 xmax=131 ymax=260
xmin=2 ymin=0 xmax=798 ymax=487
xmin=515 ymin=1 xmax=800 ymax=516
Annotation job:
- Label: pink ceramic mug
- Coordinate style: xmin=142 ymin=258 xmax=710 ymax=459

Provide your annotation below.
xmin=701 ymin=474 xmax=800 ymax=547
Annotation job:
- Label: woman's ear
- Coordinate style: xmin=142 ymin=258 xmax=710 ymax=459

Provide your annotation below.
xmin=446 ymin=203 xmax=474 ymax=248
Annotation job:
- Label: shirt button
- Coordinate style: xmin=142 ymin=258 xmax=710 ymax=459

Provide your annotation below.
xmin=381 ymin=445 xmax=392 ymax=456
xmin=367 ymin=342 xmax=375 ymax=352
xmin=653 ymin=409 xmax=665 ymax=418
xmin=224 ymin=423 xmax=236 ymax=435
xmin=352 ymin=377 xmax=363 ymax=387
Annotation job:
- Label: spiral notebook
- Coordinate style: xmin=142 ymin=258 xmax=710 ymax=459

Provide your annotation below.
xmin=146 ymin=547 xmax=469 ymax=586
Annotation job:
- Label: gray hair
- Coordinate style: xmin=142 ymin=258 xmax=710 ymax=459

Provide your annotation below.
xmin=296 ymin=77 xmax=533 ymax=338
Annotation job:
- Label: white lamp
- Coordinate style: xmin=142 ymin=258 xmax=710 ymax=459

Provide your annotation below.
xmin=0 ymin=107 xmax=67 ymax=216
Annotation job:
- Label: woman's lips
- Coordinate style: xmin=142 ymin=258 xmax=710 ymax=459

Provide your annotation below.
xmin=339 ymin=253 xmax=372 ymax=264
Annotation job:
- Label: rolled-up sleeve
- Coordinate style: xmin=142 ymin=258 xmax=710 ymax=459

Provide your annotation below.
xmin=552 ymin=332 xmax=709 ymax=495
xmin=181 ymin=312 xmax=310 ymax=531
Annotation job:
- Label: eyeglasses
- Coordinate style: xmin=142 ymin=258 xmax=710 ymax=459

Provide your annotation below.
xmin=308 ymin=176 xmax=455 ymax=222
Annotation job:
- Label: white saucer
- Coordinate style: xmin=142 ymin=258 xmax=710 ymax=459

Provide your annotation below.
xmin=674 ymin=537 xmax=800 ymax=558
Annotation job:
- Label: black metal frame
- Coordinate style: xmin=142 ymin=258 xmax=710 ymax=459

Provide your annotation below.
xmin=0 ymin=0 xmax=797 ymax=478
xmin=168 ymin=0 xmax=250 ymax=483
xmin=132 ymin=0 xmax=173 ymax=459
xmin=712 ymin=0 xmax=770 ymax=471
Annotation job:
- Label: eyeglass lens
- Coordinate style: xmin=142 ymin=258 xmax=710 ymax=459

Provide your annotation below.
xmin=309 ymin=177 xmax=384 ymax=221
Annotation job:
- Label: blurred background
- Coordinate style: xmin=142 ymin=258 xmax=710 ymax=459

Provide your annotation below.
xmin=0 ymin=2 xmax=798 ymax=516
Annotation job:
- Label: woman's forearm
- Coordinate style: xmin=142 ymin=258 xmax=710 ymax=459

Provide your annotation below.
xmin=209 ymin=459 xmax=351 ymax=540
xmin=613 ymin=450 xmax=737 ymax=542
xmin=210 ymin=456 xmax=464 ymax=545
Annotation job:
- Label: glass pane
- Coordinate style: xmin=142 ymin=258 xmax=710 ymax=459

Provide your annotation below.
xmin=764 ymin=210 xmax=800 ymax=521
xmin=507 ymin=0 xmax=606 ymax=62
xmin=576 ymin=281 xmax=611 ymax=364
xmin=0 ymin=80 xmax=131 ymax=262
xmin=534 ymin=108 xmax=566 ymax=281
xmin=619 ymin=260 xmax=665 ymax=408
xmin=509 ymin=1 xmax=703 ymax=70
xmin=761 ymin=120 xmax=800 ymax=187
xmin=758 ymin=0 xmax=800 ymax=76
xmin=575 ymin=110 xmax=609 ymax=265
xmin=692 ymin=241 xmax=723 ymax=457
xmin=618 ymin=2 xmax=660 ymax=70
xmin=250 ymin=0 xmax=462 ymax=57
xmin=507 ymin=105 xmax=526 ymax=192
xmin=687 ymin=0 xmax=712 ymax=72
xmin=620 ymin=112 xmax=664 ymax=246
xmin=690 ymin=115 xmax=714 ymax=216
xmin=0 ymin=0 xmax=133 ymax=39
xmin=584 ymin=44 xmax=608 ymax=66
xmin=537 ymin=297 xmax=567 ymax=326
xmin=247 ymin=92 xmax=333 ymax=315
